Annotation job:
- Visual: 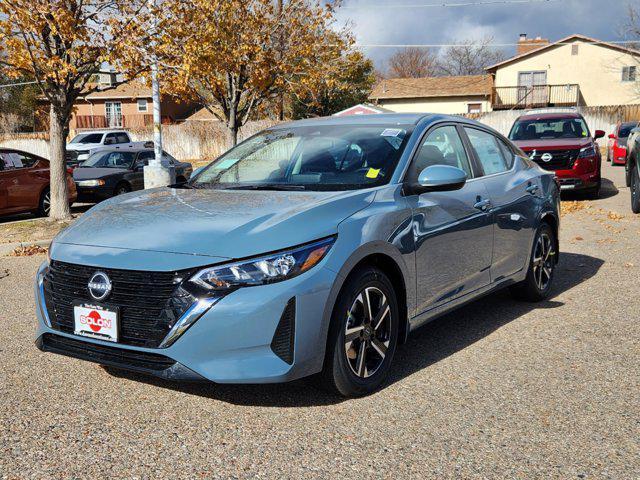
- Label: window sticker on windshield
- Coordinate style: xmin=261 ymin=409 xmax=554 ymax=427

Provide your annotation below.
xmin=380 ymin=128 xmax=403 ymax=137
xmin=214 ymin=158 xmax=240 ymax=169
xmin=366 ymin=168 xmax=380 ymax=179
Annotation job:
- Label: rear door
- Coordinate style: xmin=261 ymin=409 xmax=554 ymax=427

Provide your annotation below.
xmin=405 ymin=124 xmax=494 ymax=315
xmin=0 ymin=151 xmax=43 ymax=212
xmin=462 ymin=127 xmax=539 ymax=282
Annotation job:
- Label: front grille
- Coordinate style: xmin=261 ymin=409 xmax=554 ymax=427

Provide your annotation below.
xmin=271 ymin=298 xmax=296 ymax=364
xmin=43 ymin=261 xmax=194 ymax=348
xmin=38 ymin=333 xmax=176 ymax=372
xmin=528 ymin=148 xmax=579 ymax=170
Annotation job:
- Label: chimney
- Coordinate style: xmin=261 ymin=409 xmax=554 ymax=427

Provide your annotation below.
xmin=517 ymin=34 xmax=550 ymax=55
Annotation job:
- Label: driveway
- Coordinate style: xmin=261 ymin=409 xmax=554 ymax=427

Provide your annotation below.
xmin=0 ymin=162 xmax=638 ymax=478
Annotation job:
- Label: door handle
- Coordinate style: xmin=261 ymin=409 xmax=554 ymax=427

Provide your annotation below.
xmin=474 ymin=198 xmax=492 ymax=211
xmin=526 ymin=184 xmax=539 ymax=195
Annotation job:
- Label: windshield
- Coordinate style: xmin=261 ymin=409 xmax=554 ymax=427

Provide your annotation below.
xmin=191 ymin=125 xmax=413 ymax=191
xmin=509 ymin=117 xmax=590 ymax=140
xmin=70 ymin=133 xmax=104 ymax=144
xmin=81 ymin=151 xmax=136 ymax=168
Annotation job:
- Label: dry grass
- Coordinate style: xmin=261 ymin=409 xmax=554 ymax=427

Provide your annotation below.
xmin=0 ymin=218 xmax=74 ymax=245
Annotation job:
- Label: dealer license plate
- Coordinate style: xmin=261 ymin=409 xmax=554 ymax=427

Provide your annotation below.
xmin=73 ymin=303 xmax=119 ymax=343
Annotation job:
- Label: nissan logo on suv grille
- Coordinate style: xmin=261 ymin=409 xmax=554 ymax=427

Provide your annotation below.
xmin=541 ymin=153 xmax=553 ymax=162
xmin=87 ymin=272 xmax=112 ymax=301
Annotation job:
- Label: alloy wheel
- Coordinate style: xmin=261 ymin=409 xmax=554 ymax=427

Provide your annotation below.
xmin=344 ymin=286 xmax=391 ymax=379
xmin=532 ymin=232 xmax=554 ymax=291
xmin=43 ymin=191 xmax=51 ymax=216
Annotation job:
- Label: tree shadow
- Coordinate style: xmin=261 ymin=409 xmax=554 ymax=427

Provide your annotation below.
xmin=105 ymin=252 xmax=604 ymax=407
xmin=0 ymin=203 xmax=92 ymax=225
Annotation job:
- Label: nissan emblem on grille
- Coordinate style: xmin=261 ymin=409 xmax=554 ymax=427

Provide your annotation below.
xmin=541 ymin=153 xmax=553 ymax=162
xmin=87 ymin=272 xmax=112 ymax=301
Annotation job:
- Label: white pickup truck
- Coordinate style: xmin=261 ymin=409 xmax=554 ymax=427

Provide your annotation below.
xmin=66 ymin=130 xmax=152 ymax=166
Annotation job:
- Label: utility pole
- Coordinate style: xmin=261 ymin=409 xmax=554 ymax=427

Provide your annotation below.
xmin=144 ymin=0 xmax=175 ymax=189
xmin=277 ymin=0 xmax=284 ymax=121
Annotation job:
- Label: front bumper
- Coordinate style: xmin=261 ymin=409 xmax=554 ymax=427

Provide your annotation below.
xmin=75 ymin=185 xmax=114 ymax=203
xmin=34 ymin=256 xmax=338 ymax=384
xmin=554 ymin=158 xmax=600 ymax=191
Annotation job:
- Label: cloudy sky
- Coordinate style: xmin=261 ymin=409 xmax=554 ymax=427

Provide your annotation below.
xmin=335 ymin=0 xmax=634 ymax=72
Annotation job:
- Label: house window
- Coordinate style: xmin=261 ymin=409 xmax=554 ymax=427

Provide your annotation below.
xmin=622 ymin=66 xmax=637 ymax=82
xmin=571 ymin=44 xmax=579 ymax=56
xmin=137 ymin=99 xmax=148 ymax=112
xmin=467 ymin=103 xmax=482 ymax=114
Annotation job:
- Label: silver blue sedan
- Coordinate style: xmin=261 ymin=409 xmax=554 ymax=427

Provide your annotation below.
xmin=35 ymin=114 xmax=560 ymax=397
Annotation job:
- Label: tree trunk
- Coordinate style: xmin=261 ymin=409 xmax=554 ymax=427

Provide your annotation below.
xmin=48 ymin=105 xmax=72 ymax=220
xmin=227 ymin=109 xmax=239 ymax=148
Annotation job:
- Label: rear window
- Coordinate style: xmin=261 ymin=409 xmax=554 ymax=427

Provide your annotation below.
xmin=70 ymin=133 xmax=104 ymax=144
xmin=509 ymin=117 xmax=590 ymax=140
xmin=618 ymin=124 xmax=636 ymax=138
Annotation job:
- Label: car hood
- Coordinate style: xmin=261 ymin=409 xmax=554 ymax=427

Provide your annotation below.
xmin=54 ymin=187 xmax=375 ymax=258
xmin=67 ymin=143 xmax=101 ymax=152
xmin=514 ymin=138 xmax=593 ymax=151
xmin=73 ymin=168 xmax=129 ymax=180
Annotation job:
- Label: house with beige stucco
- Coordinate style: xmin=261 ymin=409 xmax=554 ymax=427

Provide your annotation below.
xmin=368 ymin=75 xmax=493 ymax=115
xmin=487 ymin=34 xmax=640 ymax=110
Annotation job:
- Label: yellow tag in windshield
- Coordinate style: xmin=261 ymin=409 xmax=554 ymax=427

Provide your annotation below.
xmin=366 ymin=168 xmax=380 ymax=179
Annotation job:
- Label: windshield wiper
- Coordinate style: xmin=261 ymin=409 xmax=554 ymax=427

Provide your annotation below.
xmin=225 ymin=184 xmax=307 ymax=191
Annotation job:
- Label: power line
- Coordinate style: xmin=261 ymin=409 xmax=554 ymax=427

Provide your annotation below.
xmin=354 ymin=40 xmax=640 ymax=48
xmin=342 ymin=0 xmax=559 ymax=8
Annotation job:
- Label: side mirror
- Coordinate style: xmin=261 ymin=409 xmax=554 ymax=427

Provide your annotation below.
xmin=594 ymin=130 xmax=605 ymax=140
xmin=408 ymin=165 xmax=467 ymax=195
xmin=608 ymin=134 xmax=616 ymax=140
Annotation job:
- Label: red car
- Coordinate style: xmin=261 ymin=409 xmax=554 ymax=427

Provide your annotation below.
xmin=508 ymin=112 xmax=604 ymax=198
xmin=0 ymin=149 xmax=77 ymax=217
xmin=607 ymin=121 xmax=637 ymax=166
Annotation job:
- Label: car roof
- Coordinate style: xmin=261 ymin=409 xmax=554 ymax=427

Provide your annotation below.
xmin=274 ymin=113 xmax=460 ymax=128
xmin=516 ymin=112 xmax=583 ymax=121
xmin=74 ymin=130 xmax=129 ymax=135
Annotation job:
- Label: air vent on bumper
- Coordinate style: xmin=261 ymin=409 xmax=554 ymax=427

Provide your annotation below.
xmin=270 ymin=298 xmax=296 ymax=365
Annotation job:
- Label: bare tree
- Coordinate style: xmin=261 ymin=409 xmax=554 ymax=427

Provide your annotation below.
xmin=436 ymin=37 xmax=506 ymax=76
xmin=386 ymin=47 xmax=438 ymax=78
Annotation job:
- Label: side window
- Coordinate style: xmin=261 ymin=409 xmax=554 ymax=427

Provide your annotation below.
xmin=0 ymin=152 xmax=37 ymax=170
xmin=136 ymin=151 xmax=154 ymax=166
xmin=116 ymin=133 xmax=130 ymax=144
xmin=464 ymin=128 xmax=509 ymax=175
xmin=497 ymin=138 xmax=515 ymax=169
xmin=409 ymin=125 xmax=472 ymax=182
xmin=104 ymin=133 xmax=117 ymax=145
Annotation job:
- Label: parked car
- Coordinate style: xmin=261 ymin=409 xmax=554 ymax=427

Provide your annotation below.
xmin=607 ymin=121 xmax=637 ymax=166
xmin=624 ymin=125 xmax=640 ymax=213
xmin=66 ymin=130 xmax=152 ymax=167
xmin=508 ymin=111 xmax=604 ymax=198
xmin=35 ymin=114 xmax=560 ymax=397
xmin=73 ymin=148 xmax=193 ymax=203
xmin=0 ymin=149 xmax=77 ymax=217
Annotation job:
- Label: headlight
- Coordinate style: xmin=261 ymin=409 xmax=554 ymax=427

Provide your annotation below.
xmin=190 ymin=237 xmax=335 ymax=292
xmin=578 ymin=145 xmax=596 ymax=158
xmin=76 ymin=179 xmax=105 ymax=187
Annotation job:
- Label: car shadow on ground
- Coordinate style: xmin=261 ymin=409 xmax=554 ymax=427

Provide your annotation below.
xmin=0 ymin=204 xmax=92 ymax=225
xmin=561 ymin=176 xmax=618 ymax=201
xmin=105 ymin=252 xmax=604 ymax=407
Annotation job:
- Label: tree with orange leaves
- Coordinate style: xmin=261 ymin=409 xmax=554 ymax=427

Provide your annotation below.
xmin=0 ymin=0 xmax=147 ymax=220
xmin=158 ymin=0 xmax=353 ymax=147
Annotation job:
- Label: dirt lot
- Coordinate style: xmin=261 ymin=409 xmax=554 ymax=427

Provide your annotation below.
xmin=0 ymin=162 xmax=638 ymax=479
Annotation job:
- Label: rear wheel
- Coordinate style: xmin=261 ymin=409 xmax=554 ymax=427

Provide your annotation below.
xmin=36 ymin=188 xmax=51 ymax=217
xmin=114 ymin=183 xmax=131 ymax=196
xmin=510 ymin=223 xmax=556 ymax=302
xmin=320 ymin=267 xmax=399 ymax=397
xmin=631 ymin=166 xmax=640 ymax=214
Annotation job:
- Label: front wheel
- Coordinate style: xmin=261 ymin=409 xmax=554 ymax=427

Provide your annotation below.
xmin=36 ymin=188 xmax=51 ymax=217
xmin=631 ymin=166 xmax=640 ymax=214
xmin=320 ymin=267 xmax=399 ymax=397
xmin=510 ymin=223 xmax=557 ymax=302
xmin=114 ymin=183 xmax=131 ymax=196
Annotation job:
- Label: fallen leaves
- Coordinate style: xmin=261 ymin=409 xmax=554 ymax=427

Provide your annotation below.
xmin=561 ymin=201 xmax=587 ymax=216
xmin=607 ymin=211 xmax=625 ymax=221
xmin=11 ymin=245 xmax=48 ymax=257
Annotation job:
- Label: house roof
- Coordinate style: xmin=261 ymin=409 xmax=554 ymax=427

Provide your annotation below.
xmin=486 ymin=34 xmax=640 ymax=71
xmin=80 ymin=82 xmax=152 ymax=100
xmin=332 ymin=103 xmax=393 ymax=116
xmin=185 ymin=107 xmax=219 ymax=121
xmin=369 ymin=75 xmax=492 ymax=101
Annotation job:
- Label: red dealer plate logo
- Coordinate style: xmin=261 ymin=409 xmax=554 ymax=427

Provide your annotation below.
xmin=73 ymin=304 xmax=118 ymax=342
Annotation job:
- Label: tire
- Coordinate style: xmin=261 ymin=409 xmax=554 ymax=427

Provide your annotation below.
xmin=510 ymin=223 xmax=557 ymax=302
xmin=114 ymin=183 xmax=131 ymax=196
xmin=37 ymin=187 xmax=51 ymax=217
xmin=320 ymin=267 xmax=399 ymax=397
xmin=631 ymin=165 xmax=640 ymax=214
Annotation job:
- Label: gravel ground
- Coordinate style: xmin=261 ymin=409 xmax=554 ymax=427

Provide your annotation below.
xmin=1 ymin=163 xmax=638 ymax=479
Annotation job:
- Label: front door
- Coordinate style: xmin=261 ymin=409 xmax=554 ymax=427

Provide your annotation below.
xmin=518 ymin=71 xmax=547 ymax=107
xmin=405 ymin=124 xmax=493 ymax=315
xmin=105 ymin=102 xmax=122 ymax=127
